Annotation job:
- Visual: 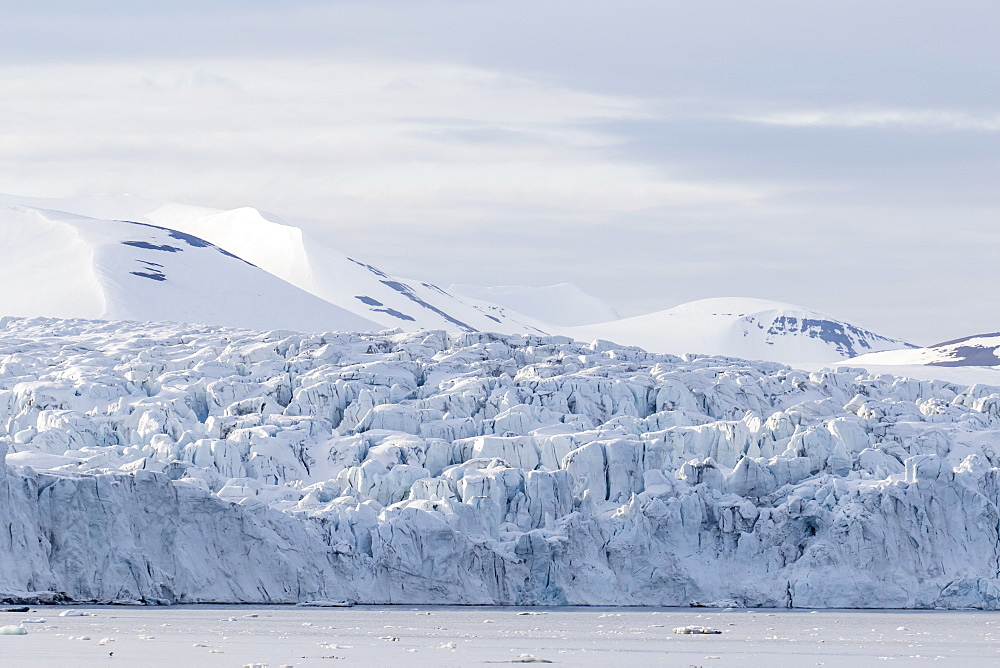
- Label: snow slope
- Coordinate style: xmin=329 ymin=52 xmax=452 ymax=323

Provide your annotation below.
xmin=448 ymin=283 xmax=620 ymax=326
xmin=0 ymin=194 xmax=547 ymax=335
xmin=3 ymin=317 xmax=1000 ymax=609
xmin=849 ymin=333 xmax=1000 ymax=368
xmin=0 ymin=205 xmax=379 ymax=333
xmin=0 ymin=194 xmax=918 ymax=368
xmin=567 ymin=297 xmax=915 ymax=365
xmin=833 ymin=334 xmax=1000 ymax=387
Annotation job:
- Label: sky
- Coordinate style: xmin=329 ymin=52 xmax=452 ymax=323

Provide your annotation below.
xmin=2 ymin=1 xmax=999 ymax=344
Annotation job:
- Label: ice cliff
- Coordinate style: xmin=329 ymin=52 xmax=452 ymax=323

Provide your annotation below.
xmin=2 ymin=317 xmax=999 ymax=608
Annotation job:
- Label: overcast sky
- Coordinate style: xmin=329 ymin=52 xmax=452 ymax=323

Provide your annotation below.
xmin=3 ymin=1 xmax=999 ymax=344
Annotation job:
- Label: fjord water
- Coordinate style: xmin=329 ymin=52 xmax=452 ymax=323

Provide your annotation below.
xmin=3 ymin=605 xmax=999 ymax=667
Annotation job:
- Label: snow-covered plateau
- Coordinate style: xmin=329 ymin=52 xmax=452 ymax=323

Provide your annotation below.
xmin=2 ymin=316 xmax=1000 ymax=609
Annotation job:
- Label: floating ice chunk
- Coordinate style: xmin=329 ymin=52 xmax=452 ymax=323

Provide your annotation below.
xmin=0 ymin=625 xmax=26 ymax=635
xmin=59 ymin=610 xmax=94 ymax=617
xmin=673 ymin=625 xmax=722 ymax=634
xmin=439 ymin=642 xmax=457 ymax=649
xmin=510 ymin=655 xmax=554 ymax=663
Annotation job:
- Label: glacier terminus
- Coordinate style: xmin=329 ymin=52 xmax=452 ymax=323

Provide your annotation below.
xmin=1 ymin=317 xmax=999 ymax=609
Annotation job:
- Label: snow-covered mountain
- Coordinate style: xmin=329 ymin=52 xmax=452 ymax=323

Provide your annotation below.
xmin=567 ymin=297 xmax=915 ymax=365
xmin=0 ymin=204 xmax=379 ymax=333
xmin=0 ymin=194 xmax=920 ymax=366
xmin=448 ymin=282 xmax=620 ymax=326
xmin=849 ymin=333 xmax=1000 ymax=367
xmin=0 ymin=194 xmax=547 ymax=335
xmin=3 ymin=317 xmax=1000 ymax=608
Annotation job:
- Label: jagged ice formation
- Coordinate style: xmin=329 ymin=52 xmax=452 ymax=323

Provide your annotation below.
xmin=1 ymin=317 xmax=999 ymax=608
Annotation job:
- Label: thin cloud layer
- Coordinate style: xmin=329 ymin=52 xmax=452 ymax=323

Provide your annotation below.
xmin=0 ymin=57 xmax=769 ymax=234
xmin=737 ymin=108 xmax=1000 ymax=132
xmin=2 ymin=2 xmax=999 ymax=344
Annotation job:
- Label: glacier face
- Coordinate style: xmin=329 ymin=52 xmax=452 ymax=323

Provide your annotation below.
xmin=2 ymin=317 xmax=1000 ymax=608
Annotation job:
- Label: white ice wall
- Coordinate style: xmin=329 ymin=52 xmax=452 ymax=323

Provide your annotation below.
xmin=1 ymin=317 xmax=999 ymax=608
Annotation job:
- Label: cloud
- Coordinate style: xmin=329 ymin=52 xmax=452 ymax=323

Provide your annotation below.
xmin=0 ymin=58 xmax=768 ymax=222
xmin=2 ymin=1 xmax=1000 ymax=345
xmin=733 ymin=108 xmax=1000 ymax=132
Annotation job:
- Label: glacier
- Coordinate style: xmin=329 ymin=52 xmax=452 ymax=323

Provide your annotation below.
xmin=2 ymin=316 xmax=1000 ymax=609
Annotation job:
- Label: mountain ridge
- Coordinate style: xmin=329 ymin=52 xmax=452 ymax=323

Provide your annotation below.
xmin=0 ymin=204 xmax=380 ymax=333
xmin=567 ymin=296 xmax=916 ymax=365
xmin=0 ymin=193 xmax=926 ymax=366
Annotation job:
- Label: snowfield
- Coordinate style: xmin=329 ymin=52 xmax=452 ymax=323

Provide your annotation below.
xmin=2 ymin=316 xmax=1000 ymax=609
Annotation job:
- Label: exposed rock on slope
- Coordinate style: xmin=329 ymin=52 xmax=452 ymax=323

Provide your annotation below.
xmin=2 ymin=318 xmax=1000 ymax=608
xmin=850 ymin=333 xmax=1000 ymax=368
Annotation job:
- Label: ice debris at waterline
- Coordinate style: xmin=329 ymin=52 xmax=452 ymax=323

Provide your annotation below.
xmin=2 ymin=317 xmax=1000 ymax=608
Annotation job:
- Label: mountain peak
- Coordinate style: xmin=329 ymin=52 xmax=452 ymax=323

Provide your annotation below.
xmin=566 ymin=296 xmax=914 ymax=365
xmin=0 ymin=205 xmax=379 ymax=332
